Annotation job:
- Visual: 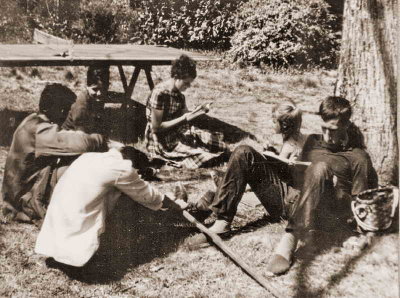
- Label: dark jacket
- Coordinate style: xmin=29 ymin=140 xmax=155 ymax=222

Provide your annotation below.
xmin=62 ymin=89 xmax=104 ymax=133
xmin=1 ymin=113 xmax=106 ymax=222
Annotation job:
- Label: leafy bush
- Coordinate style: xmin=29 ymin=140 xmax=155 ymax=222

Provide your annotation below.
xmin=25 ymin=0 xmax=240 ymax=49
xmin=1 ymin=0 xmax=340 ymax=70
xmin=28 ymin=0 xmax=139 ymax=43
xmin=0 ymin=1 xmax=32 ymax=43
xmin=229 ymin=0 xmax=340 ymax=68
xmin=77 ymin=0 xmax=139 ymax=43
xmin=135 ymin=0 xmax=241 ymax=50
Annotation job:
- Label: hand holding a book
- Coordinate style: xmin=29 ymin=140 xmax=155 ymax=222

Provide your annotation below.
xmin=263 ymin=150 xmax=311 ymax=167
xmin=185 ymin=102 xmax=212 ymax=122
xmin=287 ymin=155 xmax=298 ymax=166
xmin=262 ymin=140 xmax=279 ymax=155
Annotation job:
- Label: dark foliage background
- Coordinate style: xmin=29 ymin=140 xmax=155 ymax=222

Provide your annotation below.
xmin=229 ymin=0 xmax=340 ymax=68
xmin=1 ymin=0 xmax=343 ymax=68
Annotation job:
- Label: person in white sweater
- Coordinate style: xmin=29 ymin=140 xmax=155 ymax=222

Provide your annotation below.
xmin=35 ymin=143 xmax=187 ymax=267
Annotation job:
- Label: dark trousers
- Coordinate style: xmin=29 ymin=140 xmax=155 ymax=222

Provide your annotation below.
xmin=210 ymin=145 xmax=293 ymax=222
xmin=287 ymin=147 xmax=378 ymax=235
xmin=209 ymin=144 xmax=378 ymax=237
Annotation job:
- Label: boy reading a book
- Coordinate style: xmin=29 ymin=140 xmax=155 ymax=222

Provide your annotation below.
xmin=187 ymin=96 xmax=377 ymax=276
xmin=185 ymin=100 xmax=308 ymax=233
xmin=267 ymin=96 xmax=377 ymax=275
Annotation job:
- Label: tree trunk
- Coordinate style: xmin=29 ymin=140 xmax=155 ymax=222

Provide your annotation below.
xmin=335 ymin=0 xmax=398 ymax=185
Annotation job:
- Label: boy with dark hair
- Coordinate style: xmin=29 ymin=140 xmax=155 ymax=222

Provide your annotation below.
xmin=186 ymin=96 xmax=377 ymax=275
xmin=319 ymin=96 xmax=352 ymax=123
xmin=1 ymin=84 xmax=107 ymax=223
xmin=267 ymin=96 xmax=378 ymax=275
xmin=62 ymin=65 xmax=110 ymax=134
xmin=35 ymin=142 xmax=188 ymax=267
xmin=87 ymin=65 xmax=110 ymax=89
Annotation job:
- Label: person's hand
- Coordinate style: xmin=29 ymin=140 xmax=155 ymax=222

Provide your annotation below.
xmin=288 ymin=155 xmax=298 ymax=166
xmin=162 ymin=193 xmax=188 ymax=211
xmin=262 ymin=140 xmax=272 ymax=151
xmin=185 ymin=110 xmax=206 ymax=122
xmin=173 ymin=198 xmax=189 ymax=210
xmin=185 ymin=102 xmax=212 ymax=122
xmin=262 ymin=140 xmax=279 ymax=155
xmin=201 ymin=102 xmax=212 ymax=113
xmin=87 ymin=85 xmax=100 ymax=97
xmin=193 ymin=102 xmax=212 ymax=113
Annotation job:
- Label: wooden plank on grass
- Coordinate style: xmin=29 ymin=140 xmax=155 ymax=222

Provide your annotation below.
xmin=182 ymin=210 xmax=281 ymax=297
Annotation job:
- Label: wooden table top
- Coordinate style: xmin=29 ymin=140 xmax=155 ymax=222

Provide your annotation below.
xmin=0 ymin=44 xmax=217 ymax=67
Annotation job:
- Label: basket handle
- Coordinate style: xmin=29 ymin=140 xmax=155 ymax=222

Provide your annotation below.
xmin=391 ymin=188 xmax=399 ymax=218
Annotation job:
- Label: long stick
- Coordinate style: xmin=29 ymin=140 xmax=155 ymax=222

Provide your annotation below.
xmin=182 ymin=210 xmax=281 ymax=298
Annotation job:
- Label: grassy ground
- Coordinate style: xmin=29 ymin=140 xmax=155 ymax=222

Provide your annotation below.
xmin=0 ymin=58 xmax=398 ymax=297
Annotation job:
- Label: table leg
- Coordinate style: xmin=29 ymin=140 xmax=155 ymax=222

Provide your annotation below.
xmin=117 ymin=65 xmax=129 ymax=94
xmin=117 ymin=65 xmax=141 ymax=143
xmin=144 ymin=66 xmax=154 ymax=90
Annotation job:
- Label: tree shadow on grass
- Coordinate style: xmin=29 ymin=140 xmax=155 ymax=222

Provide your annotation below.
xmin=192 ymin=114 xmax=256 ymax=144
xmin=59 ymin=196 xmax=193 ymax=284
xmin=0 ymin=93 xmax=253 ymax=148
xmin=291 ymin=213 xmax=398 ymax=298
xmin=292 ymin=230 xmax=379 ymax=298
xmin=119 ymin=101 xmax=255 ymax=145
xmin=218 ymin=215 xmax=283 ymax=240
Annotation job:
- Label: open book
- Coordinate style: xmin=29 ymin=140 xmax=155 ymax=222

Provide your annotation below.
xmin=262 ymin=150 xmax=311 ymax=167
xmin=186 ymin=102 xmax=213 ymax=122
xmin=193 ymin=101 xmax=213 ymax=113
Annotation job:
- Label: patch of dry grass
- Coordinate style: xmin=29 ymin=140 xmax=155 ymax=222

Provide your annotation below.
xmin=0 ymin=56 xmax=397 ymax=297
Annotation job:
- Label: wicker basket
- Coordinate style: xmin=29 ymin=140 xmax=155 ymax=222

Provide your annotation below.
xmin=351 ymin=187 xmax=399 ymax=232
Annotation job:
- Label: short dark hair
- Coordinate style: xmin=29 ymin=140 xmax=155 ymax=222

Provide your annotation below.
xmin=39 ymin=83 xmax=76 ymax=116
xmin=319 ymin=96 xmax=352 ymax=124
xmin=87 ymin=65 xmax=110 ymax=87
xmin=120 ymin=146 xmax=150 ymax=171
xmin=171 ymin=54 xmax=197 ymax=79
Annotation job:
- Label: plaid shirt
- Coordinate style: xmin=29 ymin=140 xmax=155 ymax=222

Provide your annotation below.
xmin=145 ymin=85 xmax=189 ymax=152
xmin=145 ymin=84 xmax=228 ymax=168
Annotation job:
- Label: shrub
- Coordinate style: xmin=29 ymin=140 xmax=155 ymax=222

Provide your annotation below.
xmin=28 ymin=0 xmax=139 ymax=44
xmin=0 ymin=1 xmax=32 ymax=43
xmin=26 ymin=0 xmax=240 ymax=48
xmin=78 ymin=0 xmax=139 ymax=43
xmin=229 ymin=0 xmax=340 ymax=68
xmin=135 ymin=0 xmax=241 ymax=50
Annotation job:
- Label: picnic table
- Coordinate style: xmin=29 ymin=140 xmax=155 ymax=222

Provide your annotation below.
xmin=0 ymin=43 xmax=215 ymax=141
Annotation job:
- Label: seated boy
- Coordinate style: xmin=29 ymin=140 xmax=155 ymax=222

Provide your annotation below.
xmin=189 ymin=96 xmax=378 ymax=275
xmin=62 ymin=65 xmax=110 ymax=134
xmin=35 ymin=143 xmax=188 ymax=267
xmin=268 ymin=96 xmax=378 ymax=275
xmin=1 ymin=84 xmax=107 ymax=223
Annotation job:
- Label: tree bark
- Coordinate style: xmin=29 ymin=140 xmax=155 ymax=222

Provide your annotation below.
xmin=335 ymin=0 xmax=398 ymax=185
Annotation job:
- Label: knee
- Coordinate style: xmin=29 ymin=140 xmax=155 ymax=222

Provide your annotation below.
xmin=231 ymin=145 xmax=255 ymax=160
xmin=307 ymin=161 xmax=330 ymax=179
xmin=351 ymin=149 xmax=370 ymax=168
